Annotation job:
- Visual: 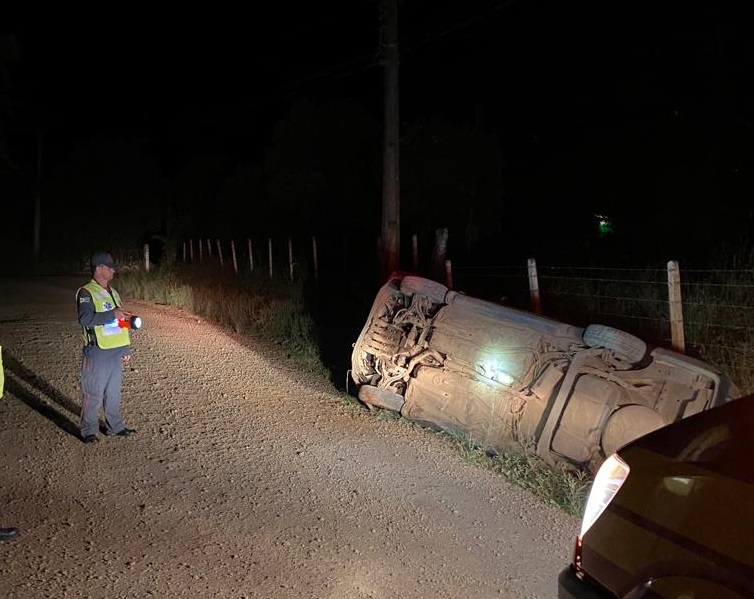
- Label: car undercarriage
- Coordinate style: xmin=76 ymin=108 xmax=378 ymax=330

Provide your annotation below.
xmin=351 ymin=274 xmax=739 ymax=474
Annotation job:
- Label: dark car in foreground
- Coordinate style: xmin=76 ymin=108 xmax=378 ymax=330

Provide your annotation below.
xmin=350 ymin=273 xmax=740 ymax=474
xmin=559 ymin=393 xmax=754 ymax=598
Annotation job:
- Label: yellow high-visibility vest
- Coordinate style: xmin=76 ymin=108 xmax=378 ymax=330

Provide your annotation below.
xmin=79 ymin=280 xmax=131 ymax=349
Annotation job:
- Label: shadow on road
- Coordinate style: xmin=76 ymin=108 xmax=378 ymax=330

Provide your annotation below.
xmin=2 ymin=350 xmax=81 ymax=439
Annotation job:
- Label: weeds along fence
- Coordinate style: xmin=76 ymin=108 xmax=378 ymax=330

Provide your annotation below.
xmin=134 ymin=236 xmax=753 ymax=393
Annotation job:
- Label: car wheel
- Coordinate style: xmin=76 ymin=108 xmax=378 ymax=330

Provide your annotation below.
xmin=582 ymin=324 xmax=647 ymax=365
xmin=358 ymin=385 xmax=405 ymax=412
xmin=399 ymin=276 xmax=448 ymax=304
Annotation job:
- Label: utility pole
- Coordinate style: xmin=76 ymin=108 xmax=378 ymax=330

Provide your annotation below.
xmin=381 ymin=0 xmax=400 ymax=280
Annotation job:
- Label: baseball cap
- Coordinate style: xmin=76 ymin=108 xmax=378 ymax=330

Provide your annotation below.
xmin=91 ymin=251 xmax=116 ymax=269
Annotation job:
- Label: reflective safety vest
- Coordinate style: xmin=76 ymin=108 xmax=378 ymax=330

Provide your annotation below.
xmin=79 ymin=280 xmax=131 ymax=349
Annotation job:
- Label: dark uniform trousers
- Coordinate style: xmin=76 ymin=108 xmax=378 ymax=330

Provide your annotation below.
xmin=80 ymin=345 xmax=128 ymax=437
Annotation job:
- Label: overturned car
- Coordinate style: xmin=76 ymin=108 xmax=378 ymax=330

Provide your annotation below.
xmin=350 ymin=273 xmax=740 ymax=474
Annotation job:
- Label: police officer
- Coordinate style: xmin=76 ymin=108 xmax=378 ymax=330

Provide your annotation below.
xmin=76 ymin=251 xmax=137 ymax=443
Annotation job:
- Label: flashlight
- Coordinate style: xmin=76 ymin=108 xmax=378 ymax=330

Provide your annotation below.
xmin=117 ymin=315 xmax=143 ymax=330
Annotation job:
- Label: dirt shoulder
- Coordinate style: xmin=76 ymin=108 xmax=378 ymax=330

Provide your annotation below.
xmin=0 ymin=276 xmax=578 ymax=599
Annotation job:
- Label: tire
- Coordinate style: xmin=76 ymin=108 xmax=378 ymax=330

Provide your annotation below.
xmin=357 ymin=385 xmax=405 ymax=413
xmin=583 ymin=324 xmax=647 ymax=365
xmin=399 ymin=276 xmax=448 ymax=304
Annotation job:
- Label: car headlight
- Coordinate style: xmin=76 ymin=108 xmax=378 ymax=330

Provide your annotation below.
xmin=579 ymin=453 xmax=630 ymax=539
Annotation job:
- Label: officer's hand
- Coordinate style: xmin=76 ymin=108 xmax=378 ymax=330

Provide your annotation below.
xmin=114 ymin=308 xmax=131 ymax=320
xmin=122 ymin=354 xmax=131 ymax=364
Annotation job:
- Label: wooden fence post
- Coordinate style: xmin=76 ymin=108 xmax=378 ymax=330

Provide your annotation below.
xmin=199 ymin=239 xmax=203 ymax=261
xmin=216 ymin=239 xmax=224 ymax=267
xmin=432 ymin=228 xmax=448 ymax=283
xmin=231 ymin=240 xmax=238 ymax=275
xmin=268 ymin=237 xmax=273 ymax=279
xmin=189 ymin=239 xmax=193 ymax=262
xmin=207 ymin=238 xmax=212 ymax=259
xmin=528 ymin=258 xmax=541 ymax=314
xmin=412 ymin=233 xmax=419 ymax=273
xmin=445 ymin=259 xmax=453 ymax=289
xmin=667 ymin=260 xmax=686 ymax=353
xmin=143 ymin=243 xmax=150 ymax=272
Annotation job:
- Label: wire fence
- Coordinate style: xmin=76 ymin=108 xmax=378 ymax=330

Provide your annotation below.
xmin=454 ymin=262 xmax=754 ymax=394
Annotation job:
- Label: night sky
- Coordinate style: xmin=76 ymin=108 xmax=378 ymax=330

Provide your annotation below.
xmin=2 ymin=0 xmax=752 ymax=268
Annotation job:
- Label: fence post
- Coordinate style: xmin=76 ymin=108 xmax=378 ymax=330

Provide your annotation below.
xmin=288 ymin=237 xmax=294 ymax=281
xmin=199 ymin=239 xmax=203 ymax=261
xmin=216 ymin=239 xmax=224 ymax=267
xmin=268 ymin=237 xmax=273 ymax=279
xmin=143 ymin=243 xmax=150 ymax=272
xmin=445 ymin=259 xmax=453 ymax=289
xmin=432 ymin=228 xmax=448 ymax=283
xmin=231 ymin=240 xmax=238 ymax=275
xmin=412 ymin=233 xmax=419 ymax=273
xmin=312 ymin=236 xmax=319 ymax=283
xmin=528 ymin=258 xmax=541 ymax=314
xmin=667 ymin=260 xmax=686 ymax=353
xmin=189 ymin=239 xmax=193 ymax=262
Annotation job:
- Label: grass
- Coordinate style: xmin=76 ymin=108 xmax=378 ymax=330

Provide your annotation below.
xmin=370 ymin=408 xmax=591 ymax=515
xmin=454 ymin=438 xmax=592 ymax=516
xmin=116 ymin=263 xmax=329 ymax=379
xmin=680 ymin=268 xmax=754 ymax=394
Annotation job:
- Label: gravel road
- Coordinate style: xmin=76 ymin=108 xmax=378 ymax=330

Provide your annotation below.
xmin=0 ymin=276 xmax=579 ymax=599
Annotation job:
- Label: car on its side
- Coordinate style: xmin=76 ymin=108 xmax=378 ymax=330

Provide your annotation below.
xmin=558 ymin=393 xmax=754 ymax=598
xmin=350 ymin=272 xmax=740 ymax=474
